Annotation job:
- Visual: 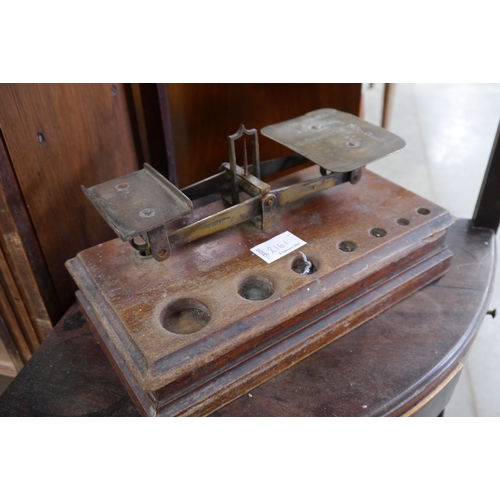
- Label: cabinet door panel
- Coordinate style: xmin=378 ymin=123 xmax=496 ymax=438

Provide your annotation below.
xmin=0 ymin=84 xmax=140 ymax=315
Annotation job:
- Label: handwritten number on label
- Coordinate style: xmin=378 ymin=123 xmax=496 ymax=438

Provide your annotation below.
xmin=251 ymin=231 xmax=306 ymax=264
xmin=267 ymin=240 xmax=290 ymax=253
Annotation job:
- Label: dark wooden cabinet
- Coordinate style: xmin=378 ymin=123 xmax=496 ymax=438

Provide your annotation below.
xmin=0 ymin=84 xmax=141 ymax=372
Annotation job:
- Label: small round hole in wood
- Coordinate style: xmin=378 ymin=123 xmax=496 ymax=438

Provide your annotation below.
xmin=370 ymin=228 xmax=387 ymax=238
xmin=162 ymin=299 xmax=211 ymax=335
xmin=417 ymin=208 xmax=431 ymax=215
xmin=396 ymin=218 xmax=410 ymax=226
xmin=238 ymin=276 xmax=275 ymax=301
xmin=338 ymin=240 xmax=358 ymax=252
xmin=291 ymin=253 xmax=317 ymax=275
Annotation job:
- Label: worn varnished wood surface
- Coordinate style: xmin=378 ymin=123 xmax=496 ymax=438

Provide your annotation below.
xmin=0 ymin=218 xmax=494 ymax=417
xmin=0 ymin=248 xmax=39 ymax=363
xmin=0 ymin=133 xmax=56 ymax=372
xmin=67 ymin=168 xmax=455 ymax=416
xmin=0 ymin=332 xmax=19 ymax=377
xmin=0 ymin=306 xmax=140 ymax=417
xmin=0 ymin=84 xmax=141 ymax=317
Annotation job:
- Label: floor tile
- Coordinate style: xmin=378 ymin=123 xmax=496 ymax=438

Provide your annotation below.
xmin=412 ymin=83 xmax=500 ymax=218
xmin=467 ymin=313 xmax=500 ymax=416
xmin=364 ymin=84 xmax=437 ymax=202
xmin=444 ymin=365 xmax=478 ymax=417
xmin=363 ymin=83 xmax=500 ymax=416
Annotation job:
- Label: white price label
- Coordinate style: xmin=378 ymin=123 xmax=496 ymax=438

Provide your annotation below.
xmin=250 ymin=231 xmax=307 ymax=264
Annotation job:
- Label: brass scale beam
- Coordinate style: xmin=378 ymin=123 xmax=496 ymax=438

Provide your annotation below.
xmin=82 ymin=109 xmax=405 ymax=263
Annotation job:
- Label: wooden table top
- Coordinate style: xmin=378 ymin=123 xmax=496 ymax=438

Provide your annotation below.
xmin=0 ymin=219 xmax=495 ymax=417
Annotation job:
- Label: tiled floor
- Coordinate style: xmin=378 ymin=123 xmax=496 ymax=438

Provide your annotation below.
xmin=1 ymin=84 xmax=499 ymax=416
xmin=363 ymin=83 xmax=500 ymax=416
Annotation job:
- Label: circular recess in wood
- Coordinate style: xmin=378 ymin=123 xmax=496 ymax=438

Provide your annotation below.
xmin=291 ymin=253 xmax=318 ymax=275
xmin=338 ymin=240 xmax=358 ymax=252
xmin=161 ymin=298 xmax=211 ymax=335
xmin=396 ymin=218 xmax=410 ymax=226
xmin=417 ymin=208 xmax=431 ymax=215
xmin=238 ymin=276 xmax=275 ymax=301
xmin=370 ymin=227 xmax=387 ymax=238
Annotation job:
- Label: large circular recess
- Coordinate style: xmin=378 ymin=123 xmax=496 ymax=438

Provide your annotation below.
xmin=161 ymin=298 xmax=211 ymax=335
xmin=238 ymin=276 xmax=275 ymax=301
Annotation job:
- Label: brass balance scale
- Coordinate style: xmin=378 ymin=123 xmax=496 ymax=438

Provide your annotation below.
xmin=66 ymin=109 xmax=455 ymax=416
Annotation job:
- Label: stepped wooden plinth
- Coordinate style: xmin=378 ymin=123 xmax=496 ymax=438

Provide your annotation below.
xmin=67 ymin=167 xmax=455 ymax=416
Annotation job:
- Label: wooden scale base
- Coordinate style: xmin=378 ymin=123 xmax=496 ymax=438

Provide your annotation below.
xmin=67 ymin=167 xmax=455 ymax=416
